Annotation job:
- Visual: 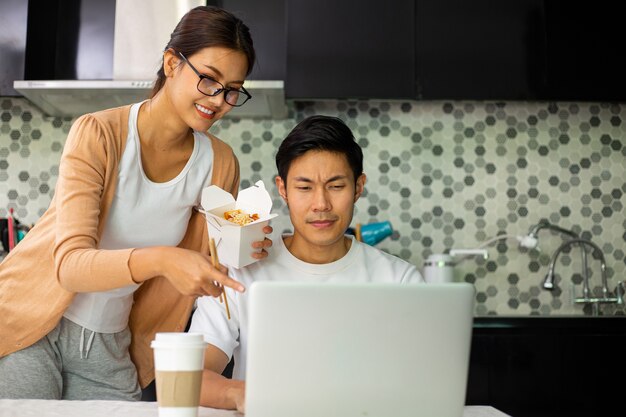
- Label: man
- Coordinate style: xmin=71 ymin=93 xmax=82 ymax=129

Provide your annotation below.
xmin=190 ymin=115 xmax=424 ymax=412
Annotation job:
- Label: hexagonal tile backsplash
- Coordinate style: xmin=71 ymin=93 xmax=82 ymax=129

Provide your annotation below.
xmin=1 ymin=97 xmax=624 ymax=316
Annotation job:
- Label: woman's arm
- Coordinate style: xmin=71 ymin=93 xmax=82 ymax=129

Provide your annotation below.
xmin=53 ymin=113 xmax=138 ymax=292
xmin=129 ymin=246 xmax=244 ymax=296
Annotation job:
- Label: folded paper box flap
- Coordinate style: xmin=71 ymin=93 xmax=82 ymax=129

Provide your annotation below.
xmin=236 ymin=180 xmax=273 ymax=218
xmin=201 ymin=185 xmax=235 ymax=212
xmin=200 ymin=180 xmax=278 ymax=269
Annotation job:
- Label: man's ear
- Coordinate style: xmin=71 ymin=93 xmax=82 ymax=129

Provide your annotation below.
xmin=276 ymin=176 xmax=288 ymax=203
xmin=163 ymin=49 xmax=182 ymax=77
xmin=354 ymin=173 xmax=366 ymax=203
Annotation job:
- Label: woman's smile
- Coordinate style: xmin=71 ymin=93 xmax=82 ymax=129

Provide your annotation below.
xmin=195 ymin=103 xmax=215 ymax=119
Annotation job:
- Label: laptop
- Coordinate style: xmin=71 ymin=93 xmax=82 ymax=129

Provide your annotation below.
xmin=245 ymin=282 xmax=475 ymax=417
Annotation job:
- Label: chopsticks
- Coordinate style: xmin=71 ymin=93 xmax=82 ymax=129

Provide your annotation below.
xmin=209 ymin=237 xmax=231 ymax=320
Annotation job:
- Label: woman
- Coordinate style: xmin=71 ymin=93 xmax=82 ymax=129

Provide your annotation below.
xmin=0 ymin=6 xmax=270 ymax=400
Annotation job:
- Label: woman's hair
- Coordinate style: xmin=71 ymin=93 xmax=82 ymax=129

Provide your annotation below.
xmin=150 ymin=6 xmax=255 ymax=98
xmin=276 ymin=115 xmax=364 ymax=185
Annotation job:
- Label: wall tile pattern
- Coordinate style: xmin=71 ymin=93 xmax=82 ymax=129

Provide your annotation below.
xmin=1 ymin=97 xmax=624 ymax=316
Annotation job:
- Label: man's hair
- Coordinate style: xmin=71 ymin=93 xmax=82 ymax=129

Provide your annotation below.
xmin=276 ymin=115 xmax=363 ymax=183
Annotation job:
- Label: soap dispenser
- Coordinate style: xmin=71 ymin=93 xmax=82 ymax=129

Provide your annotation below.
xmin=423 ymin=249 xmax=488 ymax=283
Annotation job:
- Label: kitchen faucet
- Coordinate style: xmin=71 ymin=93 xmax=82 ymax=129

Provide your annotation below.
xmin=544 ymin=238 xmax=624 ymax=315
xmin=524 ymin=220 xmax=590 ymax=298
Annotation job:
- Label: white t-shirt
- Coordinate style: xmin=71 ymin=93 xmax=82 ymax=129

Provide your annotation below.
xmin=189 ymin=234 xmax=424 ymax=380
xmin=64 ymin=101 xmax=215 ymax=333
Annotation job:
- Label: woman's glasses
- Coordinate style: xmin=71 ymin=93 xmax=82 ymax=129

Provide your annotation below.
xmin=178 ymin=52 xmax=251 ymax=107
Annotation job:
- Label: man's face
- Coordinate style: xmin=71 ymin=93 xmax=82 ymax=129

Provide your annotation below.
xmin=276 ymin=150 xmax=365 ymax=252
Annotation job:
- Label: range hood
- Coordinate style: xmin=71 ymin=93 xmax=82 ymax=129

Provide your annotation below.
xmin=14 ymin=0 xmax=287 ymax=119
xmin=13 ymin=79 xmax=287 ymax=119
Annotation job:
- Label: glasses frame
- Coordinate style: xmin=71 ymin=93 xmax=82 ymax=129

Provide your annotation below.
xmin=177 ymin=52 xmax=251 ymax=107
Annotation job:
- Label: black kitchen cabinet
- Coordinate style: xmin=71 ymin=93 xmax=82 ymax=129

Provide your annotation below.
xmin=227 ymin=0 xmax=626 ymax=101
xmin=467 ymin=317 xmax=626 ymax=417
xmin=216 ymin=0 xmax=286 ymax=81
xmin=415 ymin=0 xmax=547 ymax=100
xmin=285 ymin=0 xmax=415 ymax=99
xmin=559 ymin=334 xmax=626 ymax=414
xmin=416 ymin=0 xmax=626 ymax=101
xmin=542 ymin=0 xmax=626 ymax=101
xmin=322 ymin=0 xmax=626 ymax=102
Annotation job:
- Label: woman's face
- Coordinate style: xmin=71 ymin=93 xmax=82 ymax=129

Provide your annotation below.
xmin=164 ymin=46 xmax=249 ymax=131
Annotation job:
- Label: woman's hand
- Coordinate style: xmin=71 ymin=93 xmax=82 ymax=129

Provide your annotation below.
xmin=129 ymin=247 xmax=245 ymax=297
xmin=250 ymin=225 xmax=274 ymax=260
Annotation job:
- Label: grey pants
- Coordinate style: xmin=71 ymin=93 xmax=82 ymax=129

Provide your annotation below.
xmin=0 ymin=317 xmax=141 ymax=400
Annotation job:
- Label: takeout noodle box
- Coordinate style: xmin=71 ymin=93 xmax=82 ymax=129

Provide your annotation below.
xmin=201 ymin=180 xmax=278 ymax=269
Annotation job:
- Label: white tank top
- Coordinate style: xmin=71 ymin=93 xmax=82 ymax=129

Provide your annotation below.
xmin=64 ymin=101 xmax=215 ymax=333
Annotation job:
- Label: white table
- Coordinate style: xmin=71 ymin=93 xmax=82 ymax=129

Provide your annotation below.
xmin=0 ymin=399 xmax=510 ymax=417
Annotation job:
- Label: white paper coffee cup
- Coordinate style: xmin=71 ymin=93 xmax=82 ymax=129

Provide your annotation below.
xmin=151 ymin=333 xmax=208 ymax=417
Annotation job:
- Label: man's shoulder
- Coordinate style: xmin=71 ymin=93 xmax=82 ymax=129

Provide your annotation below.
xmin=354 ymin=240 xmax=423 ymax=282
xmin=355 ymin=240 xmax=407 ymax=264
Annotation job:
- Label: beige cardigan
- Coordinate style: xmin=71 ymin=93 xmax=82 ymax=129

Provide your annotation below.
xmin=0 ymin=104 xmax=240 ymax=388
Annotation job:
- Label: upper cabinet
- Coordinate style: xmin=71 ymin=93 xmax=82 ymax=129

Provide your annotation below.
xmin=285 ymin=0 xmax=415 ymax=99
xmin=216 ymin=0 xmax=626 ymax=101
xmin=415 ymin=0 xmax=626 ymax=101
xmin=415 ymin=0 xmax=547 ymax=100
xmin=542 ymin=0 xmax=626 ymax=101
xmin=218 ymin=0 xmax=286 ymax=81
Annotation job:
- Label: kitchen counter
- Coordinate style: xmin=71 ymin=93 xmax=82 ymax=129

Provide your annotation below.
xmin=0 ymin=400 xmax=510 ymax=417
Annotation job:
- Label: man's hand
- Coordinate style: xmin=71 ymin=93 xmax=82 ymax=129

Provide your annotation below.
xmin=251 ymin=224 xmax=274 ymax=260
xmin=200 ymin=345 xmax=246 ymax=411
xmin=226 ymin=383 xmax=246 ymax=413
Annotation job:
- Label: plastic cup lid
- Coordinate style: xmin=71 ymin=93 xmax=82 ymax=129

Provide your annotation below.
xmin=150 ymin=332 xmax=207 ymax=349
